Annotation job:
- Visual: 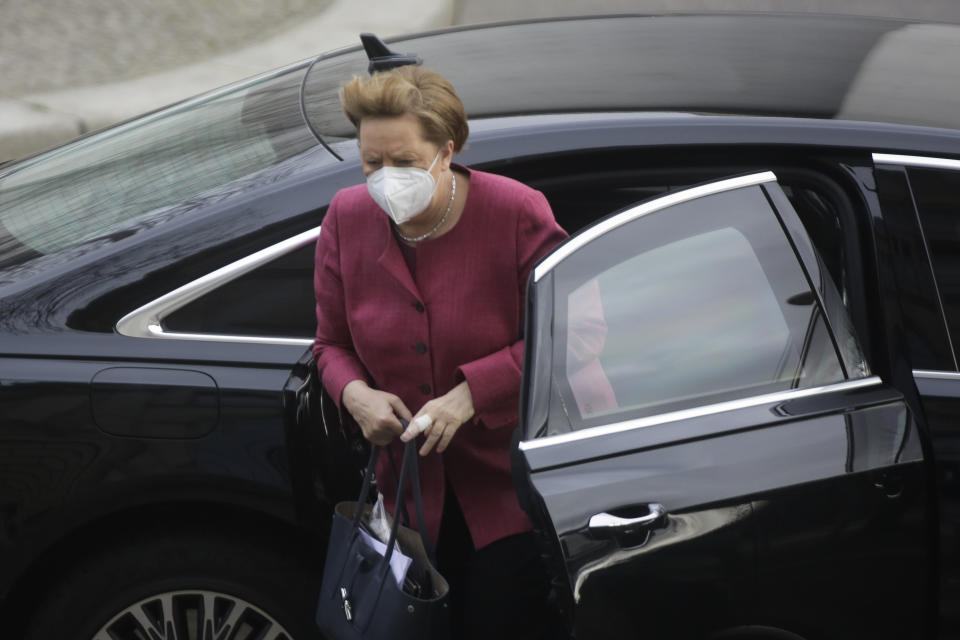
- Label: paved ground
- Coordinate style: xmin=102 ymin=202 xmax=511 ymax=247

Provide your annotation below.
xmin=0 ymin=0 xmax=452 ymax=161
xmin=0 ymin=0 xmax=332 ymax=97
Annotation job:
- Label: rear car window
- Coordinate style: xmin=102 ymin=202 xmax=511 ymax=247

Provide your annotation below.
xmin=163 ymin=243 xmax=316 ymax=339
xmin=0 ymin=63 xmax=319 ymax=270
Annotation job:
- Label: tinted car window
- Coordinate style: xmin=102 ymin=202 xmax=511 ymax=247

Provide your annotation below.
xmin=163 ymin=243 xmax=316 ymax=339
xmin=549 ymin=184 xmax=846 ymax=431
xmin=908 ymin=166 xmax=960 ymax=365
xmin=484 ymin=150 xmax=851 ymax=299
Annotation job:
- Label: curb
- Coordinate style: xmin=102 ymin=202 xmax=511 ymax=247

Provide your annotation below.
xmin=0 ymin=0 xmax=455 ymax=162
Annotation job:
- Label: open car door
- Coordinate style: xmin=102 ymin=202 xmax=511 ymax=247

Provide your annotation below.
xmin=514 ymin=173 xmax=930 ymax=639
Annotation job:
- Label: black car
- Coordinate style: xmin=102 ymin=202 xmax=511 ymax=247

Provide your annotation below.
xmin=2 ymin=13 xmax=959 ymax=640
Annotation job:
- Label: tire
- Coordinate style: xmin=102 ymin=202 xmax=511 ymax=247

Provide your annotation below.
xmin=25 ymin=530 xmax=324 ymax=640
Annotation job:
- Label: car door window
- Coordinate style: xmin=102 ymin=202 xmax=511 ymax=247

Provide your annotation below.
xmin=905 ymin=166 xmax=960 ymax=364
xmin=542 ymin=175 xmax=857 ymax=433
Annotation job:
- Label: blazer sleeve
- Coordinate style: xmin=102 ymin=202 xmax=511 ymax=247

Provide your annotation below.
xmin=456 ymin=189 xmax=567 ymax=430
xmin=313 ymin=196 xmax=370 ymax=408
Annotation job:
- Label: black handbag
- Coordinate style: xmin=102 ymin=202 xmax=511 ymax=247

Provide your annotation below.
xmin=316 ymin=439 xmax=450 ymax=639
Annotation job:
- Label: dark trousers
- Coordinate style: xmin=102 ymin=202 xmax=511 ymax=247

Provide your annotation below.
xmin=436 ymin=486 xmax=554 ymax=640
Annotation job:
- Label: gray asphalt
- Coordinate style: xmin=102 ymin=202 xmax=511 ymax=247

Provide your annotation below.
xmin=0 ymin=0 xmax=332 ymax=97
xmin=0 ymin=0 xmax=451 ymax=161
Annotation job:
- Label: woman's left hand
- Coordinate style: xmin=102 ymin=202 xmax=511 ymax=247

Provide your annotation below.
xmin=401 ymin=380 xmax=475 ymax=456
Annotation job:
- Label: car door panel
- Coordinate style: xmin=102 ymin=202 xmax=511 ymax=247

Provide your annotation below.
xmin=523 ymin=383 xmax=922 ymax=638
xmin=911 ymin=370 xmax=960 ymax=637
xmin=527 ymin=388 xmax=909 ymax=529
xmin=516 ymin=172 xmax=930 ymax=639
xmin=283 ymin=349 xmax=366 ymax=532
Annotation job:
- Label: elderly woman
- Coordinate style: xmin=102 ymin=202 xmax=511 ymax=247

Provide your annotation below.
xmin=312 ymin=65 xmax=567 ymax=638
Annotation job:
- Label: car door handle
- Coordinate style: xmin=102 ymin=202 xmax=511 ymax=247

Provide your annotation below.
xmin=588 ymin=503 xmax=666 ymax=534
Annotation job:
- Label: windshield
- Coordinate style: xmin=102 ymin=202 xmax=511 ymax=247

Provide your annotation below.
xmin=0 ymin=61 xmax=320 ymax=270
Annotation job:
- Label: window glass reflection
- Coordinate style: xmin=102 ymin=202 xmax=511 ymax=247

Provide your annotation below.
xmin=908 ymin=167 xmax=960 ymax=365
xmin=0 ymin=64 xmax=319 ymax=269
xmin=552 ymin=185 xmax=846 ymax=430
xmin=164 ymin=243 xmax=316 ymax=339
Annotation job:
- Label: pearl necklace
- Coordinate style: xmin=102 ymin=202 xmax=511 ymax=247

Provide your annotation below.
xmin=396 ymin=172 xmax=456 ymax=243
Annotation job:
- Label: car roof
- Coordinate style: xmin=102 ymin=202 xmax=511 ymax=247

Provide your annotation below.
xmin=303 ymin=13 xmax=960 ymax=141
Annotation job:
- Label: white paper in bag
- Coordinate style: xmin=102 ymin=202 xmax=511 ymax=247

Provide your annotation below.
xmin=358 ymin=528 xmax=413 ymax=587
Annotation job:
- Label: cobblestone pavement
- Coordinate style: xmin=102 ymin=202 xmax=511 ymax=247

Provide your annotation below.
xmin=0 ymin=0 xmax=331 ymax=97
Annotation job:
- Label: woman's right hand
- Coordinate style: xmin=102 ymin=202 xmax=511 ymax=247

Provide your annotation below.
xmin=341 ymin=380 xmax=412 ymax=445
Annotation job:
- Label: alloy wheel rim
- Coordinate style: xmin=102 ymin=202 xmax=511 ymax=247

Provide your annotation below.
xmin=92 ymin=590 xmax=293 ymax=640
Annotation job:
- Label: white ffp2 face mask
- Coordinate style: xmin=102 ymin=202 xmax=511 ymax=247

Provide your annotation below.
xmin=366 ymin=151 xmax=442 ymax=225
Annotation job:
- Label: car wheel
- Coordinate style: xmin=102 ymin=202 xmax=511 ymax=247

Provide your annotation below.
xmin=25 ymin=530 xmax=323 ymax=640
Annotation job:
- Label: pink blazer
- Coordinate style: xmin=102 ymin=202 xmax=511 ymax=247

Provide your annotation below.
xmin=313 ymin=166 xmax=567 ymax=549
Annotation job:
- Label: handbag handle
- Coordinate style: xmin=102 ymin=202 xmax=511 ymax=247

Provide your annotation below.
xmin=350 ymin=436 xmax=434 ymax=564
xmin=380 ymin=440 xmax=417 ymax=568
xmin=385 ymin=446 xmax=406 ymax=525
xmin=405 ymin=441 xmax=434 ymax=555
xmin=351 ymin=442 xmax=381 ymax=532
xmin=385 ymin=423 xmax=435 ymax=556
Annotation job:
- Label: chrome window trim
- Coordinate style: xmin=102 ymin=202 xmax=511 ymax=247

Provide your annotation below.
xmin=533 ymin=171 xmax=777 ymax=282
xmin=913 ymin=369 xmax=960 ymax=380
xmin=872 ymin=153 xmax=960 ymax=171
xmin=116 ymin=226 xmax=320 ymax=346
xmin=518 ymin=375 xmax=882 ymax=451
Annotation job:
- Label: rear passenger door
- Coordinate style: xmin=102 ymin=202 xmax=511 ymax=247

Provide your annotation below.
xmin=515 ymin=172 xmax=930 ymax=639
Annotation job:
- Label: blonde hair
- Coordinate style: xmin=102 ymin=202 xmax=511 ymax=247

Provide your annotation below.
xmin=340 ymin=66 xmax=469 ymax=152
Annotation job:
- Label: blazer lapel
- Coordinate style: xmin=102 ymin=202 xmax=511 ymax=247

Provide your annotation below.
xmin=377 ymin=221 xmax=421 ymax=301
